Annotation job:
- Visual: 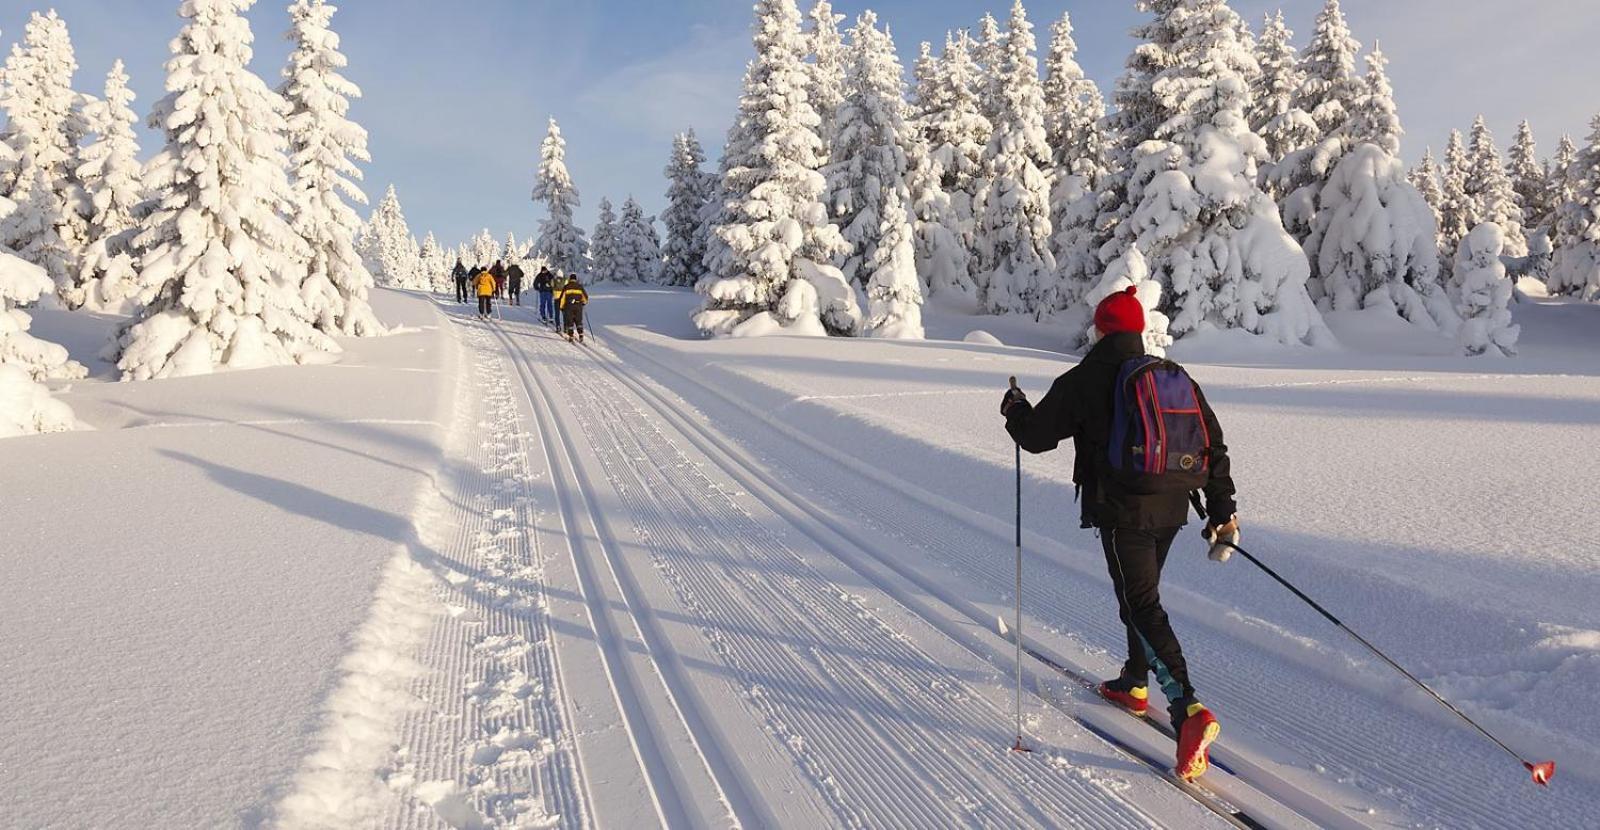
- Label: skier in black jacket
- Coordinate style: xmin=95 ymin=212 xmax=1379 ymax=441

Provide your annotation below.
xmin=1002 ymin=286 xmax=1238 ymax=781
xmin=534 ymin=268 xmax=556 ymax=324
xmin=507 ymin=264 xmax=525 ymax=306
xmin=451 ymin=260 xmax=469 ymax=304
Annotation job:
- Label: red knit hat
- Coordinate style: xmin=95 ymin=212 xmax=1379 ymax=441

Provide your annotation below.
xmin=1094 ymin=286 xmax=1145 ymax=336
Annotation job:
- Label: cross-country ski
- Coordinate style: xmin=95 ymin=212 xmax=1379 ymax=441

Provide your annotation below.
xmin=2 ymin=0 xmax=1595 ymax=827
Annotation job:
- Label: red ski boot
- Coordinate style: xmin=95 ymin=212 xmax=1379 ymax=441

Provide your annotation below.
xmin=1173 ymin=701 xmax=1220 ymax=781
xmin=1096 ymin=676 xmax=1149 ymax=716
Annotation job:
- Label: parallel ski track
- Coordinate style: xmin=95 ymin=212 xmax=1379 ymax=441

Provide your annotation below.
xmin=385 ymin=323 xmax=589 ymax=829
xmin=596 ymin=328 xmax=1594 ymax=829
xmin=559 ymin=319 xmax=1389 ymax=830
xmin=494 ymin=311 xmax=1299 ymax=830
xmin=507 ymin=319 xmax=1175 ymax=827
xmin=486 ymin=317 xmax=757 ymax=828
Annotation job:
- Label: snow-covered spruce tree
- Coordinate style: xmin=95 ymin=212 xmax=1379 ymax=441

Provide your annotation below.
xmin=504 ymin=232 xmax=523 ymax=266
xmin=1464 ymin=116 xmax=1527 ymax=257
xmin=825 ymin=10 xmax=912 ymax=291
xmin=1094 ymin=0 xmax=1183 ymax=276
xmin=1450 ymin=223 xmax=1518 ymax=355
xmin=614 ymin=196 xmax=662 ymax=283
xmin=531 ymin=118 xmax=589 ymax=276
xmin=695 ymin=0 xmax=859 ymax=337
xmin=69 ymin=60 xmax=144 ymax=312
xmin=1508 ymin=121 xmax=1548 ymax=234
xmin=1543 ymin=134 xmax=1577 ymax=235
xmin=1437 ymin=130 xmax=1474 ymax=271
xmin=1409 ymin=147 xmax=1444 ymax=230
xmin=1041 ymin=10 xmax=1110 ymax=314
xmin=972 ymin=0 xmax=1055 ymax=317
xmin=1550 ymin=116 xmax=1600 ymax=298
xmin=805 ymin=0 xmax=847 ymax=155
xmin=905 ymin=134 xmax=972 ymax=303
xmin=864 ymin=187 xmax=923 ymax=338
xmin=0 ymin=249 xmax=77 ymax=435
xmin=1249 ymin=10 xmax=1316 ymax=195
xmin=0 ymin=11 xmax=89 ymax=291
xmin=419 ymin=232 xmax=450 ymax=293
xmin=974 ymin=12 xmax=1003 ymax=124
xmin=117 ymin=0 xmax=334 ymax=381
xmin=1304 ymin=44 xmax=1450 ymax=326
xmin=1275 ymin=0 xmax=1364 ymax=245
xmin=919 ymin=30 xmax=990 ymax=301
xmin=1083 ymin=246 xmax=1172 ymax=355
xmin=660 ymin=130 xmax=713 ymax=287
xmin=362 ymin=185 xmax=422 ymax=288
xmin=1102 ymin=0 xmax=1320 ymax=345
xmin=280 ymin=0 xmax=383 ymax=337
xmin=469 ymin=229 xmax=498 ymax=270
xmin=588 ymin=197 xmax=619 ymax=283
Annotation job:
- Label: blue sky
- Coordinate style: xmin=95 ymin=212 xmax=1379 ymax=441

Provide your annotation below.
xmin=6 ymin=0 xmax=1597 ymax=249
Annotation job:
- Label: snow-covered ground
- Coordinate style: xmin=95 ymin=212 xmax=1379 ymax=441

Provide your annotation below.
xmin=4 ymin=286 xmax=1596 ymax=828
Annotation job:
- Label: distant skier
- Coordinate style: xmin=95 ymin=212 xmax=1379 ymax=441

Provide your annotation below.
xmin=451 ymin=259 xmax=469 ymax=304
xmin=491 ymin=261 xmax=506 ymax=299
xmin=552 ymin=272 xmax=572 ymax=330
xmin=1001 ymin=287 xmax=1238 ymax=782
xmin=475 ymin=266 xmax=497 ymax=318
xmin=558 ymin=275 xmax=589 ymax=342
xmin=534 ymin=267 xmax=556 ymax=324
xmin=508 ymin=263 xmax=525 ymax=306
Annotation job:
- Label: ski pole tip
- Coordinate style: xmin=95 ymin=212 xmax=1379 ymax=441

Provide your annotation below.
xmin=1526 ymin=760 xmax=1555 ymax=786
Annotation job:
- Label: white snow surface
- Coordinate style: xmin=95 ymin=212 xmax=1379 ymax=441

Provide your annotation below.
xmin=5 ymin=284 xmax=1599 ymax=828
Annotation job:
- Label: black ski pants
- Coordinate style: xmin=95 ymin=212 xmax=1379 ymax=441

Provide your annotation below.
xmin=478 ymin=295 xmax=492 ymax=316
xmin=455 ymin=278 xmax=468 ymax=303
xmin=1102 ymin=526 xmax=1193 ymax=703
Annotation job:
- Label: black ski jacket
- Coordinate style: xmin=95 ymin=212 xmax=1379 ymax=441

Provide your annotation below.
xmin=451 ymin=263 xmax=467 ymax=283
xmin=507 ymin=265 xmax=525 ymax=288
xmin=534 ymin=271 xmax=553 ymax=292
xmin=1004 ymin=332 xmax=1236 ymax=530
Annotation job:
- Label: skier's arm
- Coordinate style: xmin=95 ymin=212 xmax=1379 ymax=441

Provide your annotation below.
xmin=1196 ymin=386 xmax=1237 ymax=524
xmin=1004 ymin=375 xmax=1080 ymax=454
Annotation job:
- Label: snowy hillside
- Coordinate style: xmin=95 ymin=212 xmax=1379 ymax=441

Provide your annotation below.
xmin=3 ymin=286 xmax=1595 ymax=828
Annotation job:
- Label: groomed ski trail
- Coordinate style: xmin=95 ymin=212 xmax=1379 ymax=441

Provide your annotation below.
xmin=475 ymin=303 xmax=1258 ymax=829
xmin=586 ymin=313 xmax=1597 ymax=829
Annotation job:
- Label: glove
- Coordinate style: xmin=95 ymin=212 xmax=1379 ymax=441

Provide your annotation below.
xmin=1000 ymin=387 xmax=1028 ymax=416
xmin=1204 ymin=515 xmax=1239 ymax=563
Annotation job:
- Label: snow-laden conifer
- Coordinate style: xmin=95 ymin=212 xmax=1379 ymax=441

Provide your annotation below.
xmin=1508 ymin=121 xmax=1547 ymax=234
xmin=588 ymin=197 xmax=619 ymax=283
xmin=117 ymin=0 xmax=332 ymax=381
xmin=825 ymin=10 xmax=912 ymax=290
xmin=1409 ymin=147 xmax=1444 ymax=230
xmin=419 ymin=232 xmax=449 ymax=293
xmin=468 ymin=229 xmax=498 ymax=270
xmin=0 ymin=11 xmax=88 ymax=291
xmin=1437 ymin=131 xmax=1474 ymax=270
xmin=0 ymin=249 xmax=77 ymax=435
xmin=68 ymin=60 xmax=144 ymax=312
xmin=863 ymin=188 xmax=923 ymax=338
xmin=695 ymin=0 xmax=858 ymax=337
xmin=661 ymin=130 xmax=713 ymax=287
xmin=1041 ymin=10 xmax=1108 ymax=314
xmin=805 ymin=0 xmax=847 ymax=154
xmin=1550 ymin=116 xmax=1600 ymax=298
xmin=1250 ymin=11 xmax=1316 ymax=194
xmin=974 ymin=13 xmax=1003 ymax=123
xmin=614 ymin=196 xmax=662 ymax=283
xmin=1103 ymin=0 xmax=1320 ymax=344
xmin=1464 ymin=116 xmax=1527 ymax=257
xmin=1450 ymin=223 xmax=1518 ymax=355
xmin=972 ymin=0 xmax=1054 ymax=317
xmin=361 ymin=185 xmax=422 ymax=289
xmin=920 ymin=30 xmax=989 ymax=299
xmin=531 ymin=118 xmax=589 ymax=276
xmin=280 ymin=0 xmax=382 ymax=336
xmin=1274 ymin=0 xmax=1364 ymax=245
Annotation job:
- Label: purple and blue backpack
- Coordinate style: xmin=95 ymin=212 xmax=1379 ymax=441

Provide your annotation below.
xmin=1106 ymin=356 xmax=1212 ymax=495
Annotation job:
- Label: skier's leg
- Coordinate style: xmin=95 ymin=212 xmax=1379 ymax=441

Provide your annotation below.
xmin=1103 ymin=528 xmax=1192 ymax=705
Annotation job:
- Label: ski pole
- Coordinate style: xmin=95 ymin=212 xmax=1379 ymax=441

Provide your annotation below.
xmin=1009 ymin=377 xmax=1029 ymax=753
xmin=1209 ymin=535 xmax=1556 ymax=787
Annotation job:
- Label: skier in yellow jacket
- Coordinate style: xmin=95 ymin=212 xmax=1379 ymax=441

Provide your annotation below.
xmin=557 ymin=277 xmax=589 ymax=343
xmin=475 ymin=268 xmax=497 ymax=318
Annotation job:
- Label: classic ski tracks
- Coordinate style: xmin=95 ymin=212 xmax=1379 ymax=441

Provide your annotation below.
xmin=592 ymin=327 xmax=1548 ymax=830
xmin=561 ymin=319 xmax=1368 ymax=830
xmin=514 ymin=320 xmax=1165 ymax=827
xmin=485 ymin=318 xmax=763 ymax=829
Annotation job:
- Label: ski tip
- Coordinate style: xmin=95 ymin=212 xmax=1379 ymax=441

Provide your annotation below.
xmin=1527 ymin=760 xmax=1555 ymax=787
xmin=996 ymin=615 xmax=1010 ymax=636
